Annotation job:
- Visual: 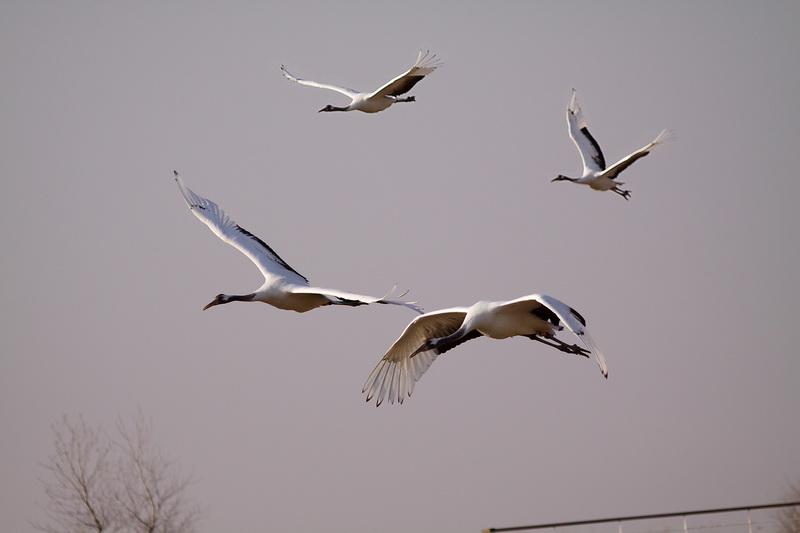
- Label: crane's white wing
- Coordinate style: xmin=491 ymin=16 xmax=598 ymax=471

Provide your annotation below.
xmin=567 ymin=89 xmax=606 ymax=173
xmin=371 ymin=50 xmax=443 ymax=98
xmin=280 ymin=65 xmax=360 ymax=98
xmin=291 ymin=284 xmax=422 ymax=314
xmin=363 ymin=307 xmax=469 ymax=406
xmin=173 ymin=171 xmax=309 ymax=285
xmin=501 ymin=294 xmax=608 ymax=378
xmin=602 ymin=128 xmax=674 ymax=180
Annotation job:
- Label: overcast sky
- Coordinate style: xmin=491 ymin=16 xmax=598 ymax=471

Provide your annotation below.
xmin=2 ymin=2 xmax=799 ymax=532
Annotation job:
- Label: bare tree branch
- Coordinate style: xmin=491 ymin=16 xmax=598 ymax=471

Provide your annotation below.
xmin=35 ymin=413 xmax=204 ymax=533
xmin=33 ymin=415 xmax=116 ymax=533
xmin=113 ymin=411 xmax=204 ymax=533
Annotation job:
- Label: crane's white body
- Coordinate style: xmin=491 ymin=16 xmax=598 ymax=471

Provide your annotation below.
xmin=172 ymin=171 xmax=422 ymax=314
xmin=281 ymin=50 xmax=442 ymax=113
xmin=552 ymin=89 xmax=672 ymax=199
xmin=363 ymin=294 xmax=608 ymax=406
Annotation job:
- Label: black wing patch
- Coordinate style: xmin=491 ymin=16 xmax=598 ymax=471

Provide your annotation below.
xmin=581 ymin=126 xmax=606 ymax=170
xmin=605 ymin=150 xmax=651 ymax=180
xmin=333 ymin=296 xmax=368 ymax=307
xmin=531 ymin=304 xmax=561 ymax=326
xmin=530 ymin=300 xmax=587 ymax=327
xmin=387 ymin=75 xmax=425 ymax=96
xmin=568 ymin=306 xmax=586 ymax=327
xmin=234 ymin=224 xmax=309 ymax=283
xmin=436 ymin=329 xmax=483 ymax=355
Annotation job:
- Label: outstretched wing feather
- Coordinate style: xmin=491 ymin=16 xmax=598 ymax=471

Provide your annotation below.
xmin=534 ymin=294 xmax=608 ymax=378
xmin=363 ymin=308 xmax=468 ymax=405
xmin=567 ymin=89 xmax=606 ymax=172
xmin=281 ymin=65 xmax=360 ymax=98
xmin=602 ymin=128 xmax=674 ymax=180
xmin=173 ymin=172 xmax=308 ymax=283
xmin=372 ymin=50 xmax=443 ymax=98
xmin=497 ymin=294 xmax=608 ymax=378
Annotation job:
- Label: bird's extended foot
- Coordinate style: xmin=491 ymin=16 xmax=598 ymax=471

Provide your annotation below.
xmin=565 ymin=344 xmax=591 ymax=357
xmin=549 ymin=338 xmax=590 ymax=357
xmin=615 ymin=188 xmax=632 ymax=200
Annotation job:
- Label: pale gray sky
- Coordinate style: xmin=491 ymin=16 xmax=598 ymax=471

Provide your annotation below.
xmin=2 ymin=2 xmax=799 ymax=532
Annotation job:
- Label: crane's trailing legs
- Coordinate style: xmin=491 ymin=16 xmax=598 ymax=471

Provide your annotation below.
xmin=613 ymin=187 xmax=632 ymax=200
xmin=526 ymin=334 xmax=591 ymax=357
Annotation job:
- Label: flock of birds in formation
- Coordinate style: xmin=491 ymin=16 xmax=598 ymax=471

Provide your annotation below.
xmin=172 ymin=50 xmax=672 ymax=406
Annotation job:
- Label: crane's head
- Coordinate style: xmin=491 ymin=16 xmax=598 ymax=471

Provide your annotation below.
xmin=203 ymin=294 xmax=228 ymax=310
xmin=551 ymin=174 xmax=577 ymax=183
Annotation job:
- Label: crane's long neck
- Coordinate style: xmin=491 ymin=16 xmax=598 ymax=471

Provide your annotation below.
xmin=552 ymin=174 xmax=578 ymax=183
xmin=203 ymin=293 xmax=256 ymax=311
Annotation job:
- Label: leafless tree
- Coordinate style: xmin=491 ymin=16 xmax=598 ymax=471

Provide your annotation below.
xmin=34 ymin=413 xmax=204 ymax=533
xmin=35 ymin=415 xmax=115 ymax=532
xmin=113 ymin=414 xmax=203 ymax=533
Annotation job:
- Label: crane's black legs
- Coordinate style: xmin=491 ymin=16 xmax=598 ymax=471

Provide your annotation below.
xmin=525 ymin=334 xmax=590 ymax=358
xmin=613 ymin=187 xmax=632 ymax=200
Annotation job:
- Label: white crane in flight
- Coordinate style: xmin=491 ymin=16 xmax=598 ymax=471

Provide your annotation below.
xmin=363 ymin=293 xmax=607 ymax=406
xmin=281 ymin=50 xmax=442 ymax=113
xmin=171 ymin=171 xmax=422 ymax=314
xmin=552 ymin=89 xmax=672 ymax=199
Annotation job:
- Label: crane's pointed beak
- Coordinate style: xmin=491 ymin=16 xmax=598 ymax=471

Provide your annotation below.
xmin=202 ymin=295 xmax=224 ymax=311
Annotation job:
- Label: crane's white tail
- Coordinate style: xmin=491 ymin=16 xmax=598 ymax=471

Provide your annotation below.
xmin=378 ymin=284 xmax=423 ymax=314
xmin=652 ymin=128 xmax=675 ymax=146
